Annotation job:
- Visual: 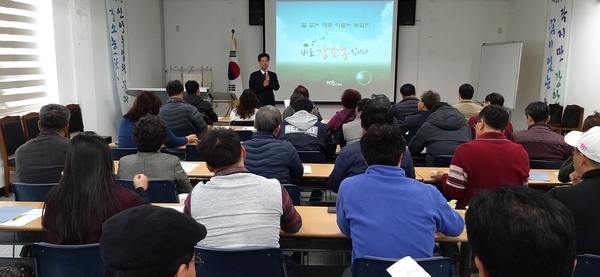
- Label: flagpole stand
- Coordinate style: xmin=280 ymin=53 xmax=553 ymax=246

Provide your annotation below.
xmin=208 ymin=92 xmax=238 ymax=117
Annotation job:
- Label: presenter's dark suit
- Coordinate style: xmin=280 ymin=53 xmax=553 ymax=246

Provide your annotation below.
xmin=249 ymin=70 xmax=280 ymax=107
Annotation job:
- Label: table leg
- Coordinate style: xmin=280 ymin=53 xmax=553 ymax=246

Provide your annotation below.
xmin=459 ymin=242 xmax=472 ymax=277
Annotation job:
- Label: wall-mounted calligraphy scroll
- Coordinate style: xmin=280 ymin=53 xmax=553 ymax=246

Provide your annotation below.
xmin=106 ymin=0 xmax=130 ymax=114
xmin=541 ymin=0 xmax=572 ymax=105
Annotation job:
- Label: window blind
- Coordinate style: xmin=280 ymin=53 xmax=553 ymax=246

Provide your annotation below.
xmin=0 ymin=0 xmax=51 ymax=116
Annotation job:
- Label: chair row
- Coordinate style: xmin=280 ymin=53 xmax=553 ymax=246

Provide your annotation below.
xmin=36 ymin=243 xmax=600 ymax=277
xmin=12 ymin=180 xmax=181 ymax=203
xmin=110 ymin=147 xmax=328 ymax=164
xmin=430 ymin=155 xmax=566 ymax=169
xmin=110 ymin=145 xmax=205 ymax=161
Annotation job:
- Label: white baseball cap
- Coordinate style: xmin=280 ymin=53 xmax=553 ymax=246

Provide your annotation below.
xmin=564 ymin=126 xmax=600 ymax=163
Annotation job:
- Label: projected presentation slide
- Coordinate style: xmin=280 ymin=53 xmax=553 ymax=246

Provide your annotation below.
xmin=266 ymin=0 xmax=398 ymax=102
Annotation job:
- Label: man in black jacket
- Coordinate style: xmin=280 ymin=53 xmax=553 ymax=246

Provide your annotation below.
xmin=184 ymin=80 xmax=218 ymax=125
xmin=159 ymin=80 xmax=207 ymax=136
xmin=549 ymin=126 xmax=600 ymax=255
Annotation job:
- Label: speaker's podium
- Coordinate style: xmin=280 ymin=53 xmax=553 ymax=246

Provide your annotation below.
xmin=208 ymin=92 xmax=237 ymax=116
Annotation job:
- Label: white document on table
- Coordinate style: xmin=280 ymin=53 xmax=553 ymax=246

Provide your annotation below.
xmin=386 ymin=256 xmax=431 ymax=277
xmin=242 ymin=127 xmax=256 ymax=131
xmin=303 ymin=166 xmax=312 ymax=174
xmin=0 ymin=209 xmax=43 ymax=227
xmin=180 ymin=162 xmax=200 ymax=173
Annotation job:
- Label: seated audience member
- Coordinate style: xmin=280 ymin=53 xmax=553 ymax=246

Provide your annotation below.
xmin=43 ymin=132 xmax=148 ymax=244
xmin=467 ymin=92 xmax=514 ymax=140
xmin=327 ymin=89 xmax=362 ymax=133
xmin=337 ymin=124 xmax=464 ymax=265
xmin=282 ymin=85 xmax=323 ymax=121
xmin=432 ymin=105 xmax=529 ymax=209
xmin=243 ymin=105 xmax=303 ymax=184
xmin=467 ymin=186 xmax=576 ymax=277
xmin=400 ymin=90 xmax=440 ymax=144
xmin=230 ymin=89 xmax=259 ymax=122
xmin=184 ymin=129 xmax=302 ymax=248
xmin=117 ymin=115 xmax=192 ymax=193
xmin=101 ymin=205 xmax=207 ymax=277
xmin=341 ymin=98 xmax=371 ymax=146
xmin=390 ymin=83 xmax=419 ymax=123
xmin=370 ymin=94 xmax=392 ymax=108
xmin=512 ymin=101 xmax=572 ymax=160
xmin=279 ymin=97 xmax=332 ymax=155
xmin=118 ymin=91 xmax=196 ymax=149
xmin=408 ymin=102 xmax=471 ymax=166
xmin=328 ymin=104 xmax=415 ymax=192
xmin=453 ymin=83 xmax=482 ymax=119
xmin=550 ymin=126 xmax=600 ymax=255
xmin=15 ymin=104 xmax=70 ymax=183
xmin=558 ymin=111 xmax=600 ymax=183
xmin=159 ymin=80 xmax=207 ymax=136
xmin=184 ymin=80 xmax=218 ymax=125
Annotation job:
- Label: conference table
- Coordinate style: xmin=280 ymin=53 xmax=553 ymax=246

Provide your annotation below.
xmin=414 ymin=167 xmax=568 ymax=187
xmin=113 ymin=161 xmax=336 ymax=179
xmin=0 ymin=202 xmax=471 ymax=277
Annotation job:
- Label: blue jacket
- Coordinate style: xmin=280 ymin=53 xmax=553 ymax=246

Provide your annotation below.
xmin=327 ymin=141 xmax=415 ymax=193
xmin=336 ymin=165 xmax=465 ymax=262
xmin=117 ymin=118 xmax=187 ymax=149
xmin=243 ymin=131 xmax=304 ymax=184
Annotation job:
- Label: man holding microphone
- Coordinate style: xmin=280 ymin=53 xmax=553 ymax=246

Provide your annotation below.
xmin=249 ymin=53 xmax=280 ymax=106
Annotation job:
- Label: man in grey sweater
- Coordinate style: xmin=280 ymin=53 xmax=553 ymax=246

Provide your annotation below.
xmin=159 ymin=80 xmax=207 ymax=137
xmin=184 ymin=128 xmax=302 ymax=248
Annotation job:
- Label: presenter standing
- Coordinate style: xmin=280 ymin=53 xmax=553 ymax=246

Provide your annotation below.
xmin=249 ymin=53 xmax=280 ymax=107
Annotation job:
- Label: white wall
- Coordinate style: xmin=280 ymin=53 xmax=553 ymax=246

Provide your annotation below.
xmin=564 ymin=0 xmax=600 ymax=117
xmin=505 ymin=0 xmax=548 ymax=131
xmin=406 ymin=0 xmax=509 ymax=102
xmin=52 ymin=0 xmax=162 ymax=139
xmin=163 ymin=0 xmax=263 ymax=93
xmin=126 ymin=0 xmax=165 ymax=88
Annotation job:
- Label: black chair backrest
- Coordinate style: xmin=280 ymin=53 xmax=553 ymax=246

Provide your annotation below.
xmin=110 ymin=148 xmax=137 ymax=160
xmin=185 ymin=145 xmax=204 ymax=161
xmin=12 ymin=183 xmax=57 ymax=201
xmin=548 ymin=104 xmax=563 ymax=125
xmin=574 ymin=254 xmax=600 ymax=277
xmin=235 ymin=130 xmax=253 ymax=141
xmin=283 ymin=184 xmax=301 ymax=206
xmin=117 ymin=179 xmax=179 ymax=203
xmin=433 ymin=155 xmax=453 ymax=167
xmin=529 ymin=159 xmax=565 ymax=169
xmin=230 ymin=120 xmax=254 ymax=126
xmin=298 ymin=151 xmax=325 ymax=163
xmin=161 ymin=148 xmax=186 ymax=160
xmin=562 ymin=105 xmax=583 ymax=128
xmin=195 ymin=247 xmax=287 ymax=277
xmin=66 ymin=104 xmax=84 ymax=133
xmin=22 ymin=112 xmax=40 ymax=140
xmin=33 ymin=243 xmax=104 ymax=277
xmin=352 ymin=256 xmax=454 ymax=277
xmin=1 ymin=117 xmax=27 ymax=156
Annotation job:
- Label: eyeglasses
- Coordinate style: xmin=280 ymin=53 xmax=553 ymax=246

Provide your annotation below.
xmin=194 ymin=256 xmax=204 ymax=268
